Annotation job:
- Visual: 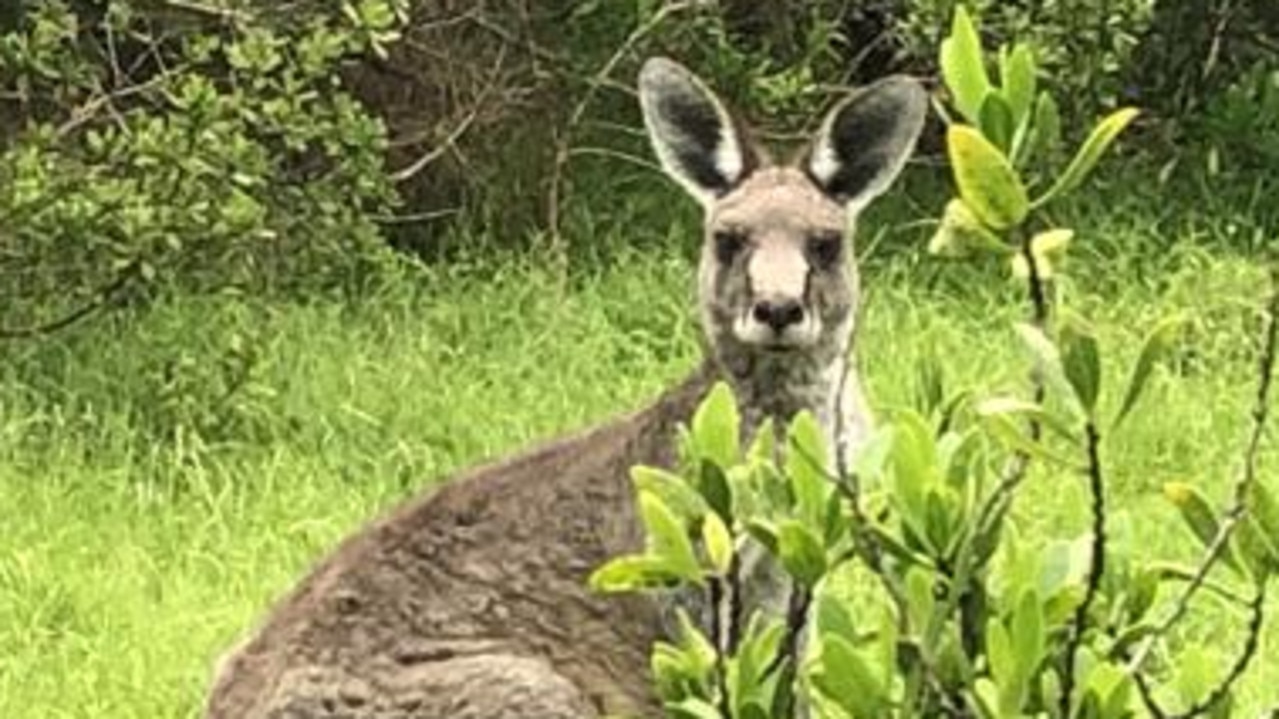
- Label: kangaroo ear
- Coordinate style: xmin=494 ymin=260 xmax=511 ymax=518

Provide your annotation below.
xmin=639 ymin=57 xmax=759 ymax=206
xmin=805 ymin=76 xmax=928 ymax=210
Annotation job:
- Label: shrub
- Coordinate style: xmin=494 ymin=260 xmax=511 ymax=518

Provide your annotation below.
xmin=590 ymin=7 xmax=1279 ymax=717
xmin=0 ymin=0 xmax=405 ymax=339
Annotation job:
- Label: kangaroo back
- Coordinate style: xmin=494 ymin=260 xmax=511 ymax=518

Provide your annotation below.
xmin=203 ymin=57 xmax=926 ymax=719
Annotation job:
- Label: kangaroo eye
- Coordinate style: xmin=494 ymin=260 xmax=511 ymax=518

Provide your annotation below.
xmin=807 ymin=231 xmax=843 ymax=269
xmin=713 ymin=229 xmax=748 ymax=265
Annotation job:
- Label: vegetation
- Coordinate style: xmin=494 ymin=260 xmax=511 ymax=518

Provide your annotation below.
xmin=1 ymin=1 xmax=1277 ymax=718
xmin=590 ymin=10 xmax=1277 ymax=718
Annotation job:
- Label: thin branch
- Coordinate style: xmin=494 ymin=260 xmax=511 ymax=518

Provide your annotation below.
xmin=727 ymin=551 xmax=744 ymax=654
xmin=566 ymin=146 xmax=664 ymax=173
xmin=708 ymin=575 xmax=732 ymax=718
xmin=545 ymin=0 xmax=695 ymax=242
xmin=828 ymin=362 xmax=971 ymax=718
xmin=1133 ymin=671 xmax=1170 ymax=719
xmin=390 ymin=46 xmax=506 ymax=184
xmin=1127 ymin=260 xmax=1278 ymax=673
xmin=1168 ymin=583 xmax=1267 ymax=719
xmin=0 ymin=260 xmax=142 ymax=341
xmin=1060 ymin=420 xmax=1107 ymax=716
xmin=372 ymin=208 xmax=461 ymax=225
xmin=973 ymin=227 xmax=1051 ymax=556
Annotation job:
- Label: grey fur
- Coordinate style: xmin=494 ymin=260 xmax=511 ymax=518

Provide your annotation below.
xmin=202 ymin=57 xmax=926 ymax=718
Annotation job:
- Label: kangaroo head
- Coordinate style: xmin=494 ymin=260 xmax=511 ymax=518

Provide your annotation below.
xmin=639 ymin=57 xmax=927 ymax=418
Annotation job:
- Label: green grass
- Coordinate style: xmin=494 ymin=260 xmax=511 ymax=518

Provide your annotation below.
xmin=0 ymin=202 xmax=1276 ymax=717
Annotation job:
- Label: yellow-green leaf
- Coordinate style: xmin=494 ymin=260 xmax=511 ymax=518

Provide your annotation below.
xmin=1011 ymin=228 xmax=1073 ymax=279
xmin=640 ymin=490 xmax=703 ymax=581
xmin=701 ymin=512 xmax=734 ymax=575
xmin=929 ymin=199 xmax=1009 ymax=258
xmin=939 ymin=5 xmax=991 ymax=124
xmin=1000 ymin=43 xmax=1037 ymax=126
xmin=1163 ymin=482 xmax=1243 ymax=574
xmin=1034 ymin=107 xmax=1140 ymax=208
xmin=948 ymin=125 xmax=1029 ymax=229
xmin=1113 ymin=315 xmax=1184 ymax=430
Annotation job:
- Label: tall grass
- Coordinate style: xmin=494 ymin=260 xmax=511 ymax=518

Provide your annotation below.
xmin=1 ymin=179 xmax=1275 ymax=716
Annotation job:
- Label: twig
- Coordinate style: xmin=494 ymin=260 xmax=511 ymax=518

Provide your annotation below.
xmin=0 ymin=260 xmax=142 ymax=340
xmin=727 ymin=551 xmax=744 ymax=654
xmin=1133 ymin=671 xmax=1170 ymax=719
xmin=972 ymin=227 xmax=1051 ymax=571
xmin=1168 ymin=583 xmax=1267 ymax=719
xmin=566 ymin=146 xmax=664 ymax=173
xmin=372 ymin=208 xmax=461 ymax=225
xmin=828 ymin=362 xmax=971 ymax=718
xmin=545 ymin=0 xmax=694 ymax=243
xmin=153 ymin=0 xmax=250 ymax=24
xmin=1059 ymin=420 xmax=1107 ymax=716
xmin=708 ymin=575 xmax=732 ymax=718
xmin=1127 ymin=260 xmax=1278 ymax=673
xmin=390 ymin=46 xmax=506 ymax=184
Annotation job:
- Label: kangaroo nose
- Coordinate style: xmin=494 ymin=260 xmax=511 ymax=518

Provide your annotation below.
xmin=752 ymin=299 xmax=805 ymax=332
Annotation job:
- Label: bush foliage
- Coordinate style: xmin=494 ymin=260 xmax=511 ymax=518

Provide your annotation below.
xmin=591 ymin=8 xmax=1278 ymax=717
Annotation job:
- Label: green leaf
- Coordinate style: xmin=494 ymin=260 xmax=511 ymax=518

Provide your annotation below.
xmin=666 ymin=698 xmax=724 ymax=719
xmin=776 ymin=519 xmax=827 ymax=588
xmin=1234 ymin=517 xmax=1276 ymax=580
xmin=1010 ymin=228 xmax=1073 ymax=279
xmin=904 ymin=567 xmax=936 ymax=632
xmin=1000 ymin=43 xmax=1037 ymax=127
xmin=815 ymin=593 xmax=862 ymax=644
xmin=745 ymin=519 xmax=779 ymax=555
xmin=1013 ymin=322 xmax=1086 ymax=423
xmin=702 ymin=512 xmax=734 ymax=575
xmin=589 ymin=555 xmax=685 ymax=592
xmin=691 ymin=382 xmax=741 ymax=469
xmin=948 ymin=124 xmax=1029 ymax=229
xmin=1248 ymin=480 xmax=1279 ymax=547
xmin=1011 ymin=590 xmax=1045 ymax=677
xmin=785 ymin=410 xmax=830 ymax=527
xmin=889 ymin=412 xmax=940 ymax=544
xmin=812 ymin=635 xmax=890 ymax=718
xmin=1027 ymin=91 xmax=1062 ymax=162
xmin=1059 ymin=311 xmax=1102 ymax=415
xmin=939 ymin=4 xmax=991 ymax=124
xmin=1162 ymin=482 xmax=1242 ymax=574
xmin=985 ymin=618 xmax=1014 ymax=689
xmin=1113 ymin=315 xmax=1184 ymax=430
xmin=695 ymin=459 xmax=733 ymax=523
xmin=640 ymin=490 xmax=703 ymax=581
xmin=974 ymin=395 xmax=1081 ymax=442
xmin=632 ymin=465 xmax=707 ymax=525
xmin=978 ymin=92 xmax=1016 ymax=152
xmin=1033 ymin=108 xmax=1140 ymax=208
xmin=980 ymin=411 xmax=1082 ymax=468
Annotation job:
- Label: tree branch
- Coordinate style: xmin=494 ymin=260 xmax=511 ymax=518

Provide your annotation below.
xmin=0 ymin=260 xmax=141 ymax=341
xmin=1060 ymin=420 xmax=1108 ymax=716
xmin=1126 ymin=260 xmax=1278 ymax=678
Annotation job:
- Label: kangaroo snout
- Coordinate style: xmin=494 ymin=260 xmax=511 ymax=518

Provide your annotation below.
xmin=751 ymin=297 xmax=805 ymax=333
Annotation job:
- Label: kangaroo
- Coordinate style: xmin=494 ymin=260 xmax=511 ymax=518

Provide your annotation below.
xmin=203 ymin=57 xmax=926 ymax=719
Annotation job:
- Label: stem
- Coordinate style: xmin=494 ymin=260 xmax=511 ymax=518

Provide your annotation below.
xmin=708 ymin=576 xmax=731 ymax=716
xmin=973 ymin=226 xmax=1053 ymax=537
xmin=1168 ymin=583 xmax=1267 ymax=719
xmin=1127 ymin=261 xmax=1278 ymax=674
xmin=1059 ymin=420 xmax=1107 ymax=716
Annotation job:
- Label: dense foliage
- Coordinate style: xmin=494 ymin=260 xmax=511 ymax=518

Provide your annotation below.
xmin=591 ymin=11 xmax=1277 ymax=717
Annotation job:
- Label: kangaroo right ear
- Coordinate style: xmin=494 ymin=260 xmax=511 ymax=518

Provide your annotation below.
xmin=639 ymin=57 xmax=758 ymax=206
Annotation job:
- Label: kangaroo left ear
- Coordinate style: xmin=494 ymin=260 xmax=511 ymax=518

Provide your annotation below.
xmin=639 ymin=57 xmax=761 ymax=207
xmin=804 ymin=76 xmax=928 ymax=210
